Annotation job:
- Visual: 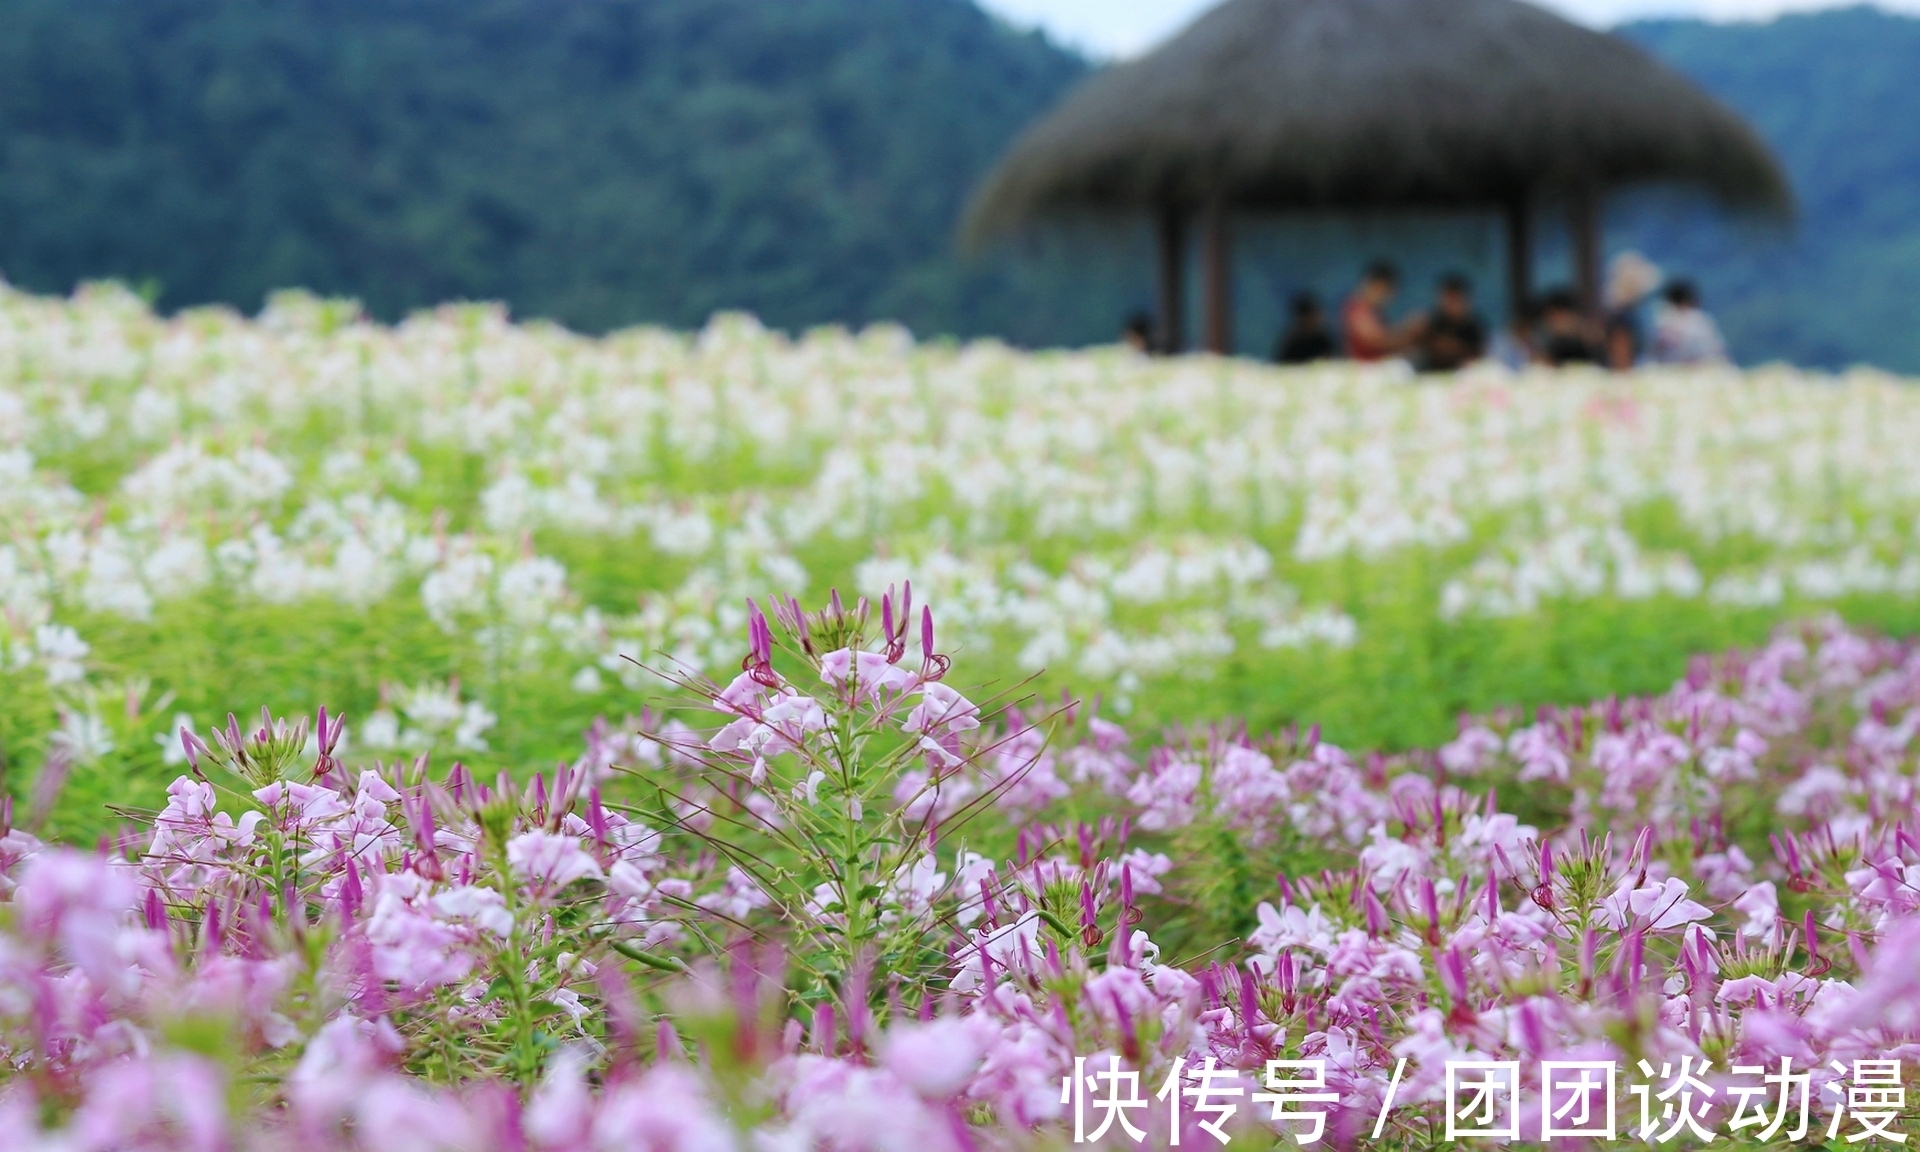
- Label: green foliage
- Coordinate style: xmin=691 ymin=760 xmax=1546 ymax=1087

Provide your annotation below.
xmin=0 ymin=0 xmax=1140 ymax=344
xmin=1614 ymin=8 xmax=1920 ymax=371
xmin=21 ymin=537 xmax=1920 ymax=846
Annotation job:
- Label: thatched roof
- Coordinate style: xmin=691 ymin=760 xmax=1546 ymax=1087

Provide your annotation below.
xmin=964 ymin=0 xmax=1790 ymax=241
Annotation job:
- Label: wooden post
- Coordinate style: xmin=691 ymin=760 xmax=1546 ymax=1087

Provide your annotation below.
xmin=1569 ymin=186 xmax=1603 ymax=319
xmin=1200 ymin=199 xmax=1233 ymax=356
xmin=1503 ymin=196 xmax=1533 ymax=328
xmin=1154 ymin=205 xmax=1187 ymax=355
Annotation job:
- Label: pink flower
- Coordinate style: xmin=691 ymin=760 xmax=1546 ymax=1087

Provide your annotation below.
xmin=1508 ymin=725 xmax=1572 ymax=783
xmin=988 ymin=726 xmax=1070 ymax=816
xmin=709 ymin=689 xmax=826 ymax=760
xmin=1597 ymin=877 xmax=1712 ymax=933
xmin=952 ymin=912 xmax=1041 ymax=992
xmin=1118 ymin=849 xmax=1173 ymax=897
xmin=1124 ymin=757 xmax=1202 ymax=831
xmin=881 ymin=1017 xmax=989 ymax=1098
xmin=351 ymin=1079 xmax=488 ymax=1152
xmin=903 ymin=683 xmax=979 ymax=737
xmin=1249 ymin=901 xmax=1335 ymax=957
xmin=508 ymin=830 xmax=605 ymax=894
xmin=12 ymin=849 xmax=149 ymax=990
xmin=1835 ymin=915 xmax=1920 ymax=1033
xmin=432 ymin=885 xmax=514 ymax=937
xmin=70 ymin=1053 xmax=230 ymax=1152
xmin=363 ymin=876 xmax=473 ymax=990
xmin=775 ymin=1056 xmax=958 ymax=1152
xmin=1439 ymin=726 xmax=1502 ymax=774
xmin=526 ymin=1049 xmax=594 ymax=1149
xmin=592 ymin=1065 xmax=737 ymax=1152
xmin=253 ymin=779 xmax=352 ymax=828
xmin=1731 ymin=881 xmax=1779 ymax=939
xmin=819 ymin=647 xmax=919 ymax=701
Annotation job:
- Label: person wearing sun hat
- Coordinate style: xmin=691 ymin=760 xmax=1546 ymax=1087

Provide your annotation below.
xmin=1602 ymin=250 xmax=1663 ymax=370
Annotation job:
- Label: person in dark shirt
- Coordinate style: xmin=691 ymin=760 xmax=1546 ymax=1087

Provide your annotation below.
xmin=1539 ymin=289 xmax=1598 ymax=366
xmin=1274 ymin=292 xmax=1336 ymax=364
xmin=1415 ymin=272 xmax=1486 ymax=372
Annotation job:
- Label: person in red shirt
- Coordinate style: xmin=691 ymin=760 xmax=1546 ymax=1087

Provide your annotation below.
xmin=1341 ymin=260 xmax=1410 ymax=361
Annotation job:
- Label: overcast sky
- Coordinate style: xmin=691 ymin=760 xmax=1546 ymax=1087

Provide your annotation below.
xmin=978 ymin=0 xmax=1914 ymax=56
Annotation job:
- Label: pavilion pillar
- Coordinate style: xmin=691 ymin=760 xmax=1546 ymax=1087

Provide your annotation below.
xmin=1200 ymin=199 xmax=1233 ymax=355
xmin=1569 ymin=186 xmax=1603 ymax=318
xmin=1503 ymin=195 xmax=1533 ymax=327
xmin=1154 ymin=205 xmax=1187 ymax=355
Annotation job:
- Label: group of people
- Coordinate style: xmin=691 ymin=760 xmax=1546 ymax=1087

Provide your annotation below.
xmin=1274 ymin=255 xmax=1729 ymax=372
xmin=1124 ymin=253 xmax=1729 ymax=372
xmin=1276 ymin=261 xmax=1490 ymax=372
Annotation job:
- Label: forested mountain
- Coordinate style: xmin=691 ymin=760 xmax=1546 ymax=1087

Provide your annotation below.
xmin=0 ymin=0 xmax=1135 ymax=341
xmin=1615 ymin=8 xmax=1920 ymax=371
xmin=0 ymin=0 xmax=1916 ymax=368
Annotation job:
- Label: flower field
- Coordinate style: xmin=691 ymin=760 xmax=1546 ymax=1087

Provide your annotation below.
xmin=7 ymin=284 xmax=1920 ymax=838
xmin=4 ymin=284 xmax=1920 ymax=1147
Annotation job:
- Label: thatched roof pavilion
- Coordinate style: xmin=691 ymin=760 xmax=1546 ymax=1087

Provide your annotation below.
xmin=964 ymin=0 xmax=1790 ymax=354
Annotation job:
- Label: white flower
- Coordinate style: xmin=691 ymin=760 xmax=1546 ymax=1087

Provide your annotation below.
xmin=51 ymin=710 xmax=114 ymax=763
xmin=157 ymin=713 xmax=197 ymax=766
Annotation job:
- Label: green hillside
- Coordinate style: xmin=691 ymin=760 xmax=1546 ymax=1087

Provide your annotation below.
xmin=0 ymin=0 xmax=1915 ymax=368
xmin=1616 ymin=7 xmax=1920 ymax=370
xmin=0 ymin=0 xmax=1138 ymax=343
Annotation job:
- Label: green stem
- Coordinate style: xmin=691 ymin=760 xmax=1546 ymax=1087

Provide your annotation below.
xmin=609 ymin=939 xmax=689 ymax=972
xmin=486 ymin=841 xmax=540 ymax=1083
xmin=832 ymin=711 xmax=869 ymax=978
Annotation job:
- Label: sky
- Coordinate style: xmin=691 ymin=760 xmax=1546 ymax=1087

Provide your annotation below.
xmin=978 ymin=0 xmax=1917 ymax=56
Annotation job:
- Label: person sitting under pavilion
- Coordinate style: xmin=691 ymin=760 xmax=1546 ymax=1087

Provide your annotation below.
xmin=1274 ymin=291 xmax=1336 ymax=364
xmin=1413 ymin=272 xmax=1487 ymax=372
xmin=1539 ymin=288 xmax=1600 ymax=366
xmin=1341 ymin=260 xmax=1416 ymax=362
xmin=1649 ymin=280 xmax=1730 ymax=366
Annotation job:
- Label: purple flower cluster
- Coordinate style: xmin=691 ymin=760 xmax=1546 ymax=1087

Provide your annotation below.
xmin=2 ymin=604 xmax=1918 ymax=1149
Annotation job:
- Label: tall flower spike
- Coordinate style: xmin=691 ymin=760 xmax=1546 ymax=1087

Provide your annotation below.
xmin=1358 ymin=884 xmax=1388 ymax=935
xmin=784 ymin=595 xmax=812 ymax=654
xmin=179 ymin=727 xmax=210 ymax=774
xmin=880 ymin=586 xmax=908 ymax=663
xmin=1419 ymin=877 xmax=1442 ymax=943
xmin=979 ymin=876 xmax=1001 ymax=929
xmin=1078 ymin=880 xmax=1101 ymax=947
xmin=919 ymin=605 xmax=950 ymax=680
xmin=743 ymin=598 xmax=779 ymax=687
xmin=1623 ymin=825 xmax=1649 ymax=877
